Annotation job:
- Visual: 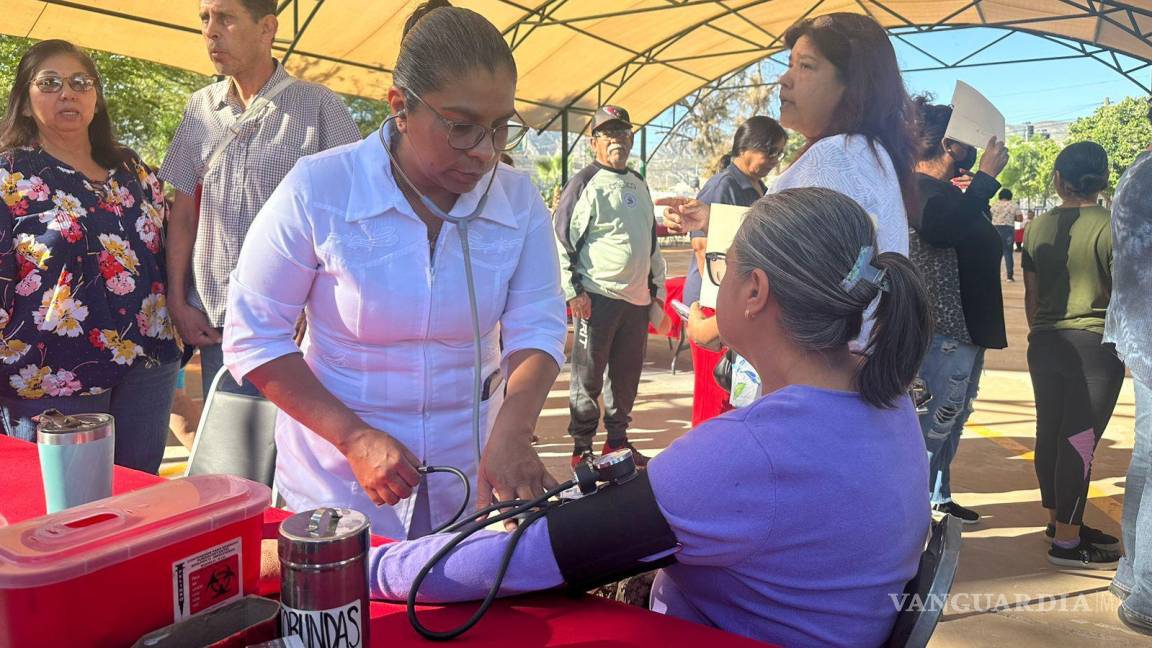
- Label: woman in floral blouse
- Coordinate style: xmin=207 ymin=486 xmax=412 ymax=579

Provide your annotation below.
xmin=0 ymin=39 xmax=180 ymax=473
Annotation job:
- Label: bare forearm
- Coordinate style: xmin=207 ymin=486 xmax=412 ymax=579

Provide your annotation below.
xmin=245 ymin=354 xmax=366 ymax=453
xmin=491 ymin=349 xmax=559 ymax=440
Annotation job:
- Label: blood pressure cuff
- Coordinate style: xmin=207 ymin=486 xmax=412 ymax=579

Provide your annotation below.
xmin=546 ymin=472 xmax=680 ymax=593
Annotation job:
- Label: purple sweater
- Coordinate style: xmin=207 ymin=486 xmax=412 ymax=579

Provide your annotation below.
xmin=369 ymin=386 xmax=929 ymax=646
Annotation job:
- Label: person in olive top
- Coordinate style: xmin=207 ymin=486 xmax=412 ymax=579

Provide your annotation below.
xmin=554 ymin=105 xmax=666 ymax=468
xmin=1023 ymin=141 xmax=1124 ymax=569
xmin=907 ymin=97 xmax=1009 ymax=525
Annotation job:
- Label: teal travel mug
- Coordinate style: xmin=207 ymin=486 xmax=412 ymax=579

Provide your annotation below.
xmin=36 ymin=410 xmax=115 ymax=513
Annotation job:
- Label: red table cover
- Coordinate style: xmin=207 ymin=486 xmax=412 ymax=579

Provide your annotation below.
xmin=0 ymin=435 xmax=771 ymax=647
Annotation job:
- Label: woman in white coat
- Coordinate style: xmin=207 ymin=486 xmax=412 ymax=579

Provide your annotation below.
xmin=223 ymin=1 xmax=566 ymax=538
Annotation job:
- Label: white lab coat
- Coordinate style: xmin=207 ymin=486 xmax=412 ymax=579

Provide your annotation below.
xmin=223 ymin=127 xmax=567 ymax=538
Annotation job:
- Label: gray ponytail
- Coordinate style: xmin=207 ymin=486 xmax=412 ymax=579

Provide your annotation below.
xmin=731 ymin=188 xmax=932 ymax=408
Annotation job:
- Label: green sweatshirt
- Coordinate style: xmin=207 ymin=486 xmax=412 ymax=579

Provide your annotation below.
xmin=552 ymin=162 xmax=666 ymax=305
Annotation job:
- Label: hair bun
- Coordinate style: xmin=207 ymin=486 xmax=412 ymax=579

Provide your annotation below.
xmin=404 ymin=0 xmax=454 ymax=37
xmin=1075 ymin=173 xmax=1109 ymax=195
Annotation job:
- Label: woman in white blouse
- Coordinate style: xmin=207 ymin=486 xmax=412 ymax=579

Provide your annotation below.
xmin=223 ymin=2 xmax=566 ymax=538
xmin=662 ymin=12 xmax=918 ymax=267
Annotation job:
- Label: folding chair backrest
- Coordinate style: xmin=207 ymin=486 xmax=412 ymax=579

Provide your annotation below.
xmin=185 ymin=368 xmax=278 ymax=488
xmin=884 ymin=514 xmax=964 ymax=648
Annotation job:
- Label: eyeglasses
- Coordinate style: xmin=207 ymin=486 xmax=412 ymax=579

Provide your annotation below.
xmin=705 ymin=252 xmax=727 ymax=287
xmin=593 ymin=127 xmax=633 ymax=141
xmin=32 ymin=73 xmax=99 ymax=94
xmin=404 ymin=89 xmax=527 ymax=152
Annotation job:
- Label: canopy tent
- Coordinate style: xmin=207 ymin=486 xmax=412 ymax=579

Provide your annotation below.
xmin=6 ymin=0 xmax=1152 ymax=136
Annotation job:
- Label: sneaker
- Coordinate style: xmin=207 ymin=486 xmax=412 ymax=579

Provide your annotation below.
xmin=1007 ymin=276 xmax=1015 ymax=282
xmin=601 ymin=440 xmax=650 ymax=469
xmin=1047 ymin=540 xmax=1121 ymax=569
xmin=932 ymin=501 xmax=980 ymax=525
xmin=1119 ymin=603 xmax=1152 ymax=636
xmin=571 ymin=447 xmax=595 ymax=469
xmin=1044 ymin=523 xmax=1121 ymax=549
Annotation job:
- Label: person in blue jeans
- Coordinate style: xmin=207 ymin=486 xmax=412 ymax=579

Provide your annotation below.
xmin=1105 ymin=121 xmax=1152 ymax=633
xmin=907 ymin=97 xmax=1009 ymax=524
xmin=989 ymin=188 xmax=1020 ymax=281
xmin=0 ymin=40 xmax=181 ymax=473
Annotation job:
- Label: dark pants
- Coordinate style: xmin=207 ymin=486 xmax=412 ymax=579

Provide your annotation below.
xmin=568 ymin=292 xmax=648 ymax=449
xmin=995 ymin=225 xmax=1015 ymax=279
xmin=1028 ymin=329 xmax=1125 ymax=525
xmin=0 ymin=359 xmax=180 ymax=474
xmin=198 ymin=330 xmax=262 ymax=398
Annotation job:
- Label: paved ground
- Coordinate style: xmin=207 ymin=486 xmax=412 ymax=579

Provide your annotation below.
xmin=164 ymin=244 xmax=1151 ymax=645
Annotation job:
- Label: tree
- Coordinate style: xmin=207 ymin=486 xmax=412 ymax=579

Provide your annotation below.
xmin=998 ymin=134 xmax=1061 ymax=208
xmin=677 ymin=64 xmax=779 ymax=175
xmin=534 ymin=155 xmax=564 ymax=209
xmin=1 ymin=35 xmax=388 ymax=166
xmin=1067 ymin=96 xmax=1152 ymax=194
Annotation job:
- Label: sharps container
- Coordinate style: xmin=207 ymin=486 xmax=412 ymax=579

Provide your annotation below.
xmin=36 ymin=410 xmax=114 ymax=513
xmin=279 ymin=508 xmax=371 ymax=648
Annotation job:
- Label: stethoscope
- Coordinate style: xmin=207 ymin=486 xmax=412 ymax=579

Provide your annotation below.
xmin=377 ymin=115 xmax=500 ymax=479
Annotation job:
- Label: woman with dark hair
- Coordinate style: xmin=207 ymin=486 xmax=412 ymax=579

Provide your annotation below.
xmin=1024 ymin=141 xmax=1124 ymax=568
xmin=661 ymin=12 xmax=918 ymax=346
xmin=261 ymin=187 xmax=931 ymax=646
xmin=223 ymin=1 xmax=567 ymax=539
xmin=990 ymin=187 xmax=1021 ymax=280
xmin=907 ymin=97 xmax=1009 ymax=525
xmin=0 ymin=40 xmax=180 ymax=472
xmin=684 ymin=116 xmax=787 ymax=424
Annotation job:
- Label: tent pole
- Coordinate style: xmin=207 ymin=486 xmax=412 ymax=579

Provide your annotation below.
xmin=640 ymin=125 xmax=647 ymax=178
xmin=561 ymin=110 xmax=570 ymax=187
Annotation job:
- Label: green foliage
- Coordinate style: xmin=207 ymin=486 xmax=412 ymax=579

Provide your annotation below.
xmin=1066 ymin=96 xmax=1152 ymax=193
xmin=999 ymin=134 xmax=1062 ymax=206
xmin=534 ymin=155 xmax=564 ymax=208
xmin=1 ymin=35 xmax=387 ymax=167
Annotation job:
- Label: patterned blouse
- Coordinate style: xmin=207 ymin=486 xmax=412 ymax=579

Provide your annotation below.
xmin=0 ymin=146 xmax=180 ymax=400
xmin=1105 ymin=150 xmax=1152 ymax=384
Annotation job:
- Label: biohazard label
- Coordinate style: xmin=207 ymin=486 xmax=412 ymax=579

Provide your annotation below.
xmin=171 ymin=538 xmax=243 ymax=621
xmin=281 ymin=600 xmax=365 ymax=648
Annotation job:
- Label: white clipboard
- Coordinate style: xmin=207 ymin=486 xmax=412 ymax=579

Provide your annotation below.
xmin=699 ymin=204 xmax=750 ymax=309
xmin=945 ymin=81 xmax=1005 ymax=148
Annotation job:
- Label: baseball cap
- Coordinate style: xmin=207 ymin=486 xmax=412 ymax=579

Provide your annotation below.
xmin=591 ymin=105 xmax=633 ymax=133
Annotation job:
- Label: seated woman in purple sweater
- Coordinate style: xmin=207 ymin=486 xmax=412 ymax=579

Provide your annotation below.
xmin=368 ymin=187 xmax=932 ymax=646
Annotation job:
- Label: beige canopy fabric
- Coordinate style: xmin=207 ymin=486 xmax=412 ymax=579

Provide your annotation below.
xmin=5 ymin=1 xmax=1152 ymax=132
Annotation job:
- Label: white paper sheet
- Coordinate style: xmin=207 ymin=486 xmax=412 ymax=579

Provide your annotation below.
xmin=699 ymin=203 xmax=751 ymax=309
xmin=945 ymin=81 xmax=1005 ymax=148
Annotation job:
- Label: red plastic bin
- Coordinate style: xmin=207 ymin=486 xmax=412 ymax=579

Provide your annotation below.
xmin=0 ymin=475 xmax=270 ymax=648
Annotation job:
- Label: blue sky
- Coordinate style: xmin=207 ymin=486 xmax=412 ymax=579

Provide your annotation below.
xmin=647 ymin=27 xmax=1149 ymax=132
xmin=892 ymin=28 xmax=1148 ymax=126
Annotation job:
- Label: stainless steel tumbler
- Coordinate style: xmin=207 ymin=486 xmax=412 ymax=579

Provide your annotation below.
xmin=36 ymin=410 xmax=115 ymax=513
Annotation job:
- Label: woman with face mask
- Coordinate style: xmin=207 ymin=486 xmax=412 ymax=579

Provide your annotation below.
xmin=223 ymin=1 xmax=567 ymax=539
xmin=907 ymin=97 xmax=1010 ymax=526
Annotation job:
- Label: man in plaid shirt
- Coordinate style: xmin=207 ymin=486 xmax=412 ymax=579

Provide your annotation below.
xmin=160 ymin=0 xmax=360 ymax=396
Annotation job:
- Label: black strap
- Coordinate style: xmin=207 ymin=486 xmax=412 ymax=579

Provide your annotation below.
xmin=548 ymin=472 xmax=679 ymax=593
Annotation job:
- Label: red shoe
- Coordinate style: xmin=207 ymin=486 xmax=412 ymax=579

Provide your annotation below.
xmin=571 ymin=447 xmax=595 ymax=469
xmin=601 ymin=440 xmax=650 ymax=468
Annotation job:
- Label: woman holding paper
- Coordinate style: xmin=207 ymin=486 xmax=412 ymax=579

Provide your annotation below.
xmin=684 ymin=117 xmax=787 ymax=424
xmin=907 ymin=97 xmax=1009 ymax=526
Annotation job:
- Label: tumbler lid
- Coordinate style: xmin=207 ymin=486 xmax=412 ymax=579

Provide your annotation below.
xmin=278 ymin=508 xmax=369 ymax=566
xmin=36 ymin=410 xmax=113 ymax=445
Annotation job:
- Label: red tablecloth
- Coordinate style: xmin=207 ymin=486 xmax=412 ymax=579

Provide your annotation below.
xmin=649 ymin=275 xmax=685 ymax=339
xmin=0 ymin=435 xmax=770 ymax=647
